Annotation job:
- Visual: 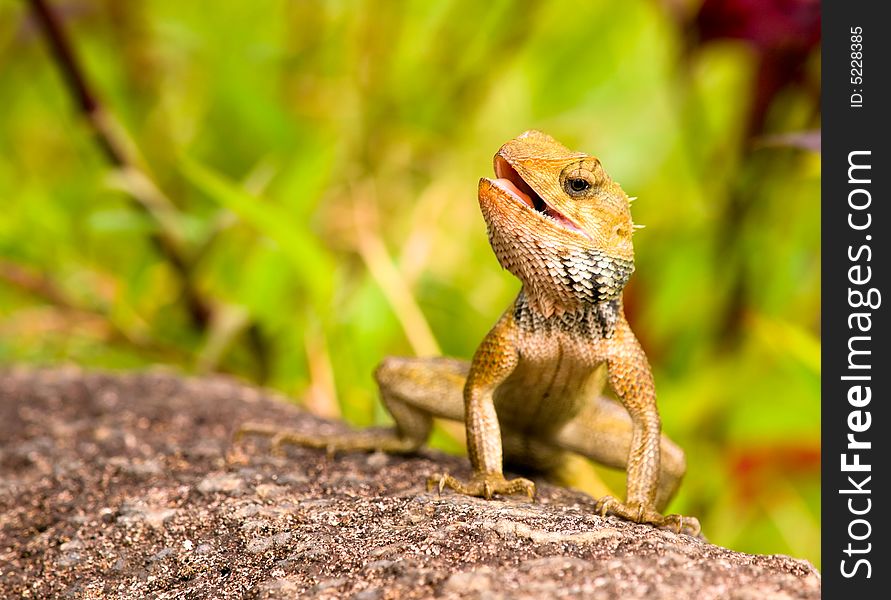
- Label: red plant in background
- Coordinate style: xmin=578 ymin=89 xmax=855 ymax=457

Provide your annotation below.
xmin=730 ymin=443 xmax=821 ymax=503
xmin=688 ymin=0 xmax=821 ymax=139
xmin=695 ymin=0 xmax=820 ymax=50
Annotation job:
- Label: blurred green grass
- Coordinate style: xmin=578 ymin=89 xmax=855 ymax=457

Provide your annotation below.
xmin=0 ymin=0 xmax=820 ymax=567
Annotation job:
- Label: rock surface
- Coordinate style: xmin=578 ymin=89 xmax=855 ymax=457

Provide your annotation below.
xmin=0 ymin=367 xmax=820 ymax=599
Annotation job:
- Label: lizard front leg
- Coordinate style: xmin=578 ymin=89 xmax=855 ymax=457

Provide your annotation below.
xmin=553 ymin=396 xmax=687 ymax=511
xmin=429 ymin=310 xmax=534 ymax=500
xmin=596 ymin=318 xmax=701 ymax=536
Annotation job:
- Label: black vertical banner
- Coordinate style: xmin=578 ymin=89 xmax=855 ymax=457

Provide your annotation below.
xmin=822 ymin=1 xmax=890 ymax=596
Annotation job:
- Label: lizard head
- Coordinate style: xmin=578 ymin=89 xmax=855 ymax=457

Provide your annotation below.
xmin=478 ymin=130 xmax=636 ymax=316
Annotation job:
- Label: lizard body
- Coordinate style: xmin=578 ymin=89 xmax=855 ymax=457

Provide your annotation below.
xmin=241 ymin=130 xmax=699 ymax=534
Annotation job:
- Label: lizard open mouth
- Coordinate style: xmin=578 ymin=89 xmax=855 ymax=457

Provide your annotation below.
xmin=491 ymin=156 xmax=588 ymax=237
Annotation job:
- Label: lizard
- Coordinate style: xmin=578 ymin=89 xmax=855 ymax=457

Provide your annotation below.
xmin=240 ymin=130 xmax=700 ymax=535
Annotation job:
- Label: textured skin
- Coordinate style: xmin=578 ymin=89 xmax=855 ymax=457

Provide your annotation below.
xmin=240 ymin=131 xmax=699 ymax=535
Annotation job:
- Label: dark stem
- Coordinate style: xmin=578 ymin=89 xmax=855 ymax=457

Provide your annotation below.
xmin=27 ymin=0 xmax=123 ymax=165
xmin=24 ymin=0 xmax=269 ymax=379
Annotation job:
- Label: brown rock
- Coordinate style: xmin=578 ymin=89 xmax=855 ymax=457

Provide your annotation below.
xmin=0 ymin=367 xmax=821 ymax=599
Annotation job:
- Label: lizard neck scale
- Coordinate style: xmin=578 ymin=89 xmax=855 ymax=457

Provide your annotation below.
xmin=513 ymin=288 xmax=620 ymax=339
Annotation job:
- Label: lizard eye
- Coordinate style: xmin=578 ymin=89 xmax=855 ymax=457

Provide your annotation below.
xmin=561 ymin=164 xmax=599 ymax=198
xmin=566 ymin=178 xmax=591 ymax=195
xmin=564 ymin=177 xmax=593 ymax=198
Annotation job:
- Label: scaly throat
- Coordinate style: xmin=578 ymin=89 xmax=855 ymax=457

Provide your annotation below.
xmin=492 ymin=156 xmax=590 ymax=238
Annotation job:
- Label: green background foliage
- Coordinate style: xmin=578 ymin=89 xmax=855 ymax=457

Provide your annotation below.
xmin=0 ymin=1 xmax=820 ymax=567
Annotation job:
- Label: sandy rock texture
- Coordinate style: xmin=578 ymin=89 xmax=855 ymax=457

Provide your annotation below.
xmin=0 ymin=367 xmax=820 ymax=599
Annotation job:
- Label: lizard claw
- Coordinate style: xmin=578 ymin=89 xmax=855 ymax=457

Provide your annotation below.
xmin=661 ymin=513 xmax=702 ymax=538
xmin=594 ymin=496 xmax=702 ymax=537
xmin=595 ymin=495 xmax=618 ymax=518
xmin=425 ymin=473 xmax=449 ymax=495
xmin=427 ymin=472 xmax=535 ymax=501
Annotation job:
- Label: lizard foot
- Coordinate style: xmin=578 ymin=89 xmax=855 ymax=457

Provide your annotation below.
xmin=594 ymin=495 xmax=701 ymax=537
xmin=235 ymin=423 xmax=417 ymax=457
xmin=427 ymin=471 xmax=535 ymax=501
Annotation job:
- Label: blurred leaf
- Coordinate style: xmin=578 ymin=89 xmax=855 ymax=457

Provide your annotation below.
xmin=87 ymin=208 xmax=155 ymax=234
xmin=178 ymin=155 xmax=334 ymax=308
xmin=750 ymin=313 xmax=821 ymax=375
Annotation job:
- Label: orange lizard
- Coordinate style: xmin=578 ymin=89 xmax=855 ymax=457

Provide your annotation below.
xmin=241 ymin=130 xmax=700 ymax=535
